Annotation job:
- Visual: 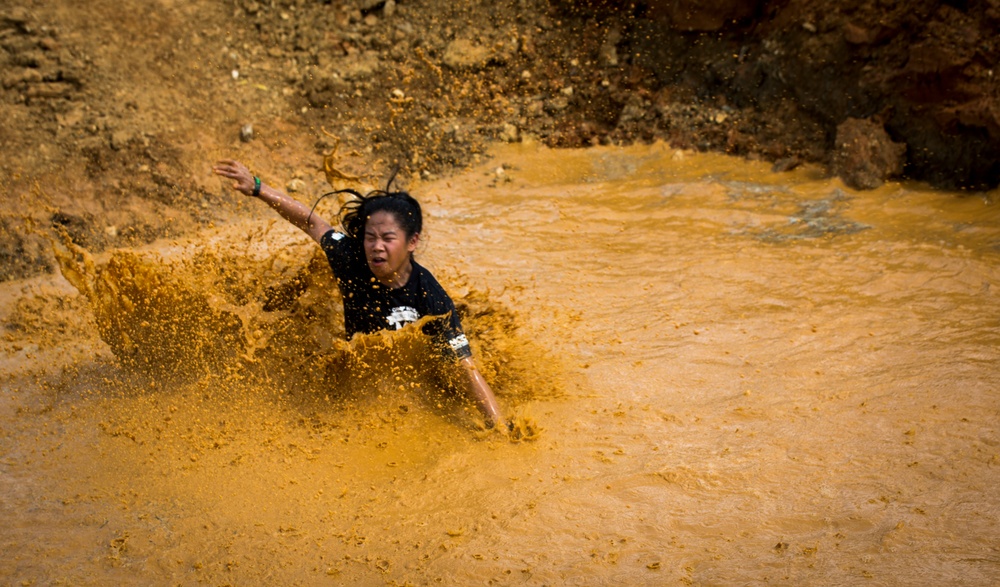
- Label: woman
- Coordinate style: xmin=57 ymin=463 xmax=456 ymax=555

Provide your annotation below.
xmin=212 ymin=159 xmax=504 ymax=429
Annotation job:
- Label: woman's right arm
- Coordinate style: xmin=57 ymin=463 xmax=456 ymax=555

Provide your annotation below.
xmin=213 ymin=159 xmax=333 ymax=244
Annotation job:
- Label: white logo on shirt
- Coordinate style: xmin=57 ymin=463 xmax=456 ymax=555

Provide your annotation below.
xmin=448 ymin=334 xmax=469 ymax=351
xmin=387 ymin=306 xmax=419 ymax=329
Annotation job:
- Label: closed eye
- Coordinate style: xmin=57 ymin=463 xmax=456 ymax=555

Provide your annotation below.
xmin=366 ymin=231 xmax=397 ymax=241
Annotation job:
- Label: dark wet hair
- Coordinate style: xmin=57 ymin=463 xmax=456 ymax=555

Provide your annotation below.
xmin=338 ymin=189 xmax=422 ymax=241
xmin=307 ymin=167 xmax=423 ymax=243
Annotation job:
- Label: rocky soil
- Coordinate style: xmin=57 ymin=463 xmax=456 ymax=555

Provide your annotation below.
xmin=2 ymin=0 xmax=999 ymax=282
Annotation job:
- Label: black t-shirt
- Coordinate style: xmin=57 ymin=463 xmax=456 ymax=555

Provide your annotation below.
xmin=319 ymin=229 xmax=472 ymax=360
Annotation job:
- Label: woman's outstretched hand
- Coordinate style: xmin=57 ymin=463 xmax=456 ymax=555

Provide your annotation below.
xmin=212 ymin=157 xmax=333 ymax=244
xmin=212 ymin=159 xmax=256 ymax=197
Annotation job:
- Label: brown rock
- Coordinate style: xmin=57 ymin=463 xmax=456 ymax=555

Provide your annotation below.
xmin=843 ymin=22 xmax=876 ymax=45
xmin=442 ymin=39 xmax=491 ymax=71
xmin=832 ymin=118 xmax=906 ymax=190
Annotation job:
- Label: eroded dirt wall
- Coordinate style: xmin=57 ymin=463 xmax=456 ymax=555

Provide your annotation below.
xmin=2 ymin=0 xmax=999 ymax=284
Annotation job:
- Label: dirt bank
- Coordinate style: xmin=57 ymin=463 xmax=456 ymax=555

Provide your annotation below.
xmin=2 ymin=0 xmax=999 ymax=281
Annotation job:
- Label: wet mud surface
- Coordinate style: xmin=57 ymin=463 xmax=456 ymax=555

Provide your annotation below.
xmin=2 ymin=0 xmax=1000 ymax=584
xmin=3 ymin=143 xmax=1000 ymax=585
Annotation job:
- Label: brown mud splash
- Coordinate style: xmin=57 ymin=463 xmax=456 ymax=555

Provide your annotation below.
xmin=49 ymin=223 xmax=557 ymax=434
xmin=4 ymin=143 xmax=1000 ymax=585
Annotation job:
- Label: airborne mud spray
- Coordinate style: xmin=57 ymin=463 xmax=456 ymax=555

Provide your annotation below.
xmin=3 ymin=143 xmax=1000 ymax=585
xmin=50 ymin=216 xmax=554 ymax=434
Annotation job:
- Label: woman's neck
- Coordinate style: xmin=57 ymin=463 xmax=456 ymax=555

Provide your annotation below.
xmin=380 ymin=260 xmax=413 ymax=289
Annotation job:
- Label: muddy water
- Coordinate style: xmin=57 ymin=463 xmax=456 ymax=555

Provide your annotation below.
xmin=2 ymin=142 xmax=999 ymax=585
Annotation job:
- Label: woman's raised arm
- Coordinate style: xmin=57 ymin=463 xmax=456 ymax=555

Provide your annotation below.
xmin=213 ymin=159 xmax=332 ymax=244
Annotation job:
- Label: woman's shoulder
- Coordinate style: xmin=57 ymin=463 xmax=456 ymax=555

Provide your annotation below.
xmin=320 ymin=229 xmax=367 ymax=273
xmin=320 ymin=228 xmax=348 ymax=245
xmin=321 ymin=229 xmax=361 ymax=257
xmin=409 ymin=260 xmax=440 ymax=283
xmin=409 ymin=262 xmax=453 ymax=301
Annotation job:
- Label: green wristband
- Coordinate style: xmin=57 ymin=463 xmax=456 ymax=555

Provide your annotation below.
xmin=252 ymin=176 xmax=261 ymax=198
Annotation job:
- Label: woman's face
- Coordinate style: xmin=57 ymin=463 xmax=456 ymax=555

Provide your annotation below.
xmin=364 ymin=210 xmax=419 ymax=286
